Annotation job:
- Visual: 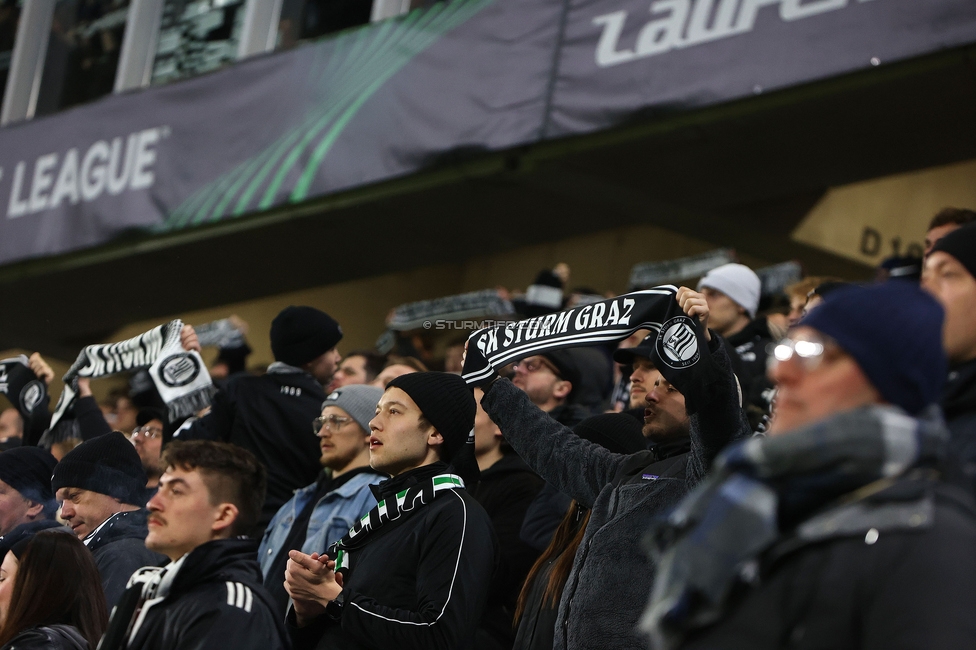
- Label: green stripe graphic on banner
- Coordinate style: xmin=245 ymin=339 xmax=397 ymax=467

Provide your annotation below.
xmin=158 ymin=0 xmax=493 ymax=232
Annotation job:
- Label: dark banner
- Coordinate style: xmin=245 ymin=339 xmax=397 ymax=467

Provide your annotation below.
xmin=0 ymin=0 xmax=972 ymax=265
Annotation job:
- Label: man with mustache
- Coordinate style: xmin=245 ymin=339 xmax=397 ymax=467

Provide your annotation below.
xmin=99 ymin=441 xmax=288 ymax=650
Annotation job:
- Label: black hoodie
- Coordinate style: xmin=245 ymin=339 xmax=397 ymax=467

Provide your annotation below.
xmin=108 ymin=538 xmax=288 ymax=650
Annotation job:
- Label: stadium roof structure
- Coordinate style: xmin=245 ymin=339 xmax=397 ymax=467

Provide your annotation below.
xmin=0 ymin=0 xmax=973 ymax=355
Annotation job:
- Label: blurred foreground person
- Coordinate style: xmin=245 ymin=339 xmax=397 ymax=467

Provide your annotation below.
xmin=99 ymin=441 xmax=287 ymax=650
xmin=0 ymin=530 xmax=108 ymax=649
xmin=643 ymin=281 xmax=976 ymax=650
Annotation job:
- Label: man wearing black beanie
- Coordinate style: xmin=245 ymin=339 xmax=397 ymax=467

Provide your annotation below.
xmin=0 ymin=446 xmax=58 ymax=535
xmin=283 ymin=371 xmax=497 ymax=650
xmin=925 ymin=221 xmax=976 ymax=496
xmin=52 ymin=432 xmax=166 ymax=607
xmin=181 ymin=305 xmax=345 ymax=530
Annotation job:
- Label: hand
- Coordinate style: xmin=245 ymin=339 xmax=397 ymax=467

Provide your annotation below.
xmin=180 ymin=325 xmax=201 ymax=353
xmin=28 ymin=353 xmax=55 ymax=385
xmin=285 ymin=551 xmax=342 ymax=611
xmin=76 ymin=377 xmax=93 ymax=398
xmin=460 ymin=337 xmax=499 ymax=389
xmin=676 ymin=287 xmax=711 ymax=342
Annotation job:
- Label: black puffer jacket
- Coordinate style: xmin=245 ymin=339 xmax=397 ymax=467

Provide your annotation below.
xmin=86 ymin=510 xmax=166 ymax=608
xmin=943 ymin=359 xmax=976 ymax=498
xmin=118 ymin=538 xmax=288 ymax=650
xmin=1 ymin=625 xmax=87 ymax=650
xmin=289 ymin=462 xmax=497 ymax=650
xmin=482 ymin=334 xmax=748 ymax=650
xmin=679 ymin=477 xmax=976 ymax=650
xmin=180 ymin=366 xmax=327 ymax=528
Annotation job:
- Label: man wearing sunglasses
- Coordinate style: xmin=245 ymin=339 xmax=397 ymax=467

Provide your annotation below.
xmin=643 ymin=281 xmax=976 ymax=649
xmin=258 ymin=384 xmax=385 ymax=617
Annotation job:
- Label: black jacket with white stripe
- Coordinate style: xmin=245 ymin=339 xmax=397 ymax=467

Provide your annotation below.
xmin=119 ymin=538 xmax=288 ymax=650
xmin=289 ymin=462 xmax=497 ymax=650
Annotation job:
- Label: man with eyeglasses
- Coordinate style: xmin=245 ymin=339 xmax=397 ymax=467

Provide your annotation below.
xmin=512 ymin=350 xmax=590 ymax=428
xmin=258 ymin=384 xmax=385 ymax=617
xmin=642 ymin=281 xmax=976 ymax=649
xmin=129 ymin=407 xmax=167 ymax=502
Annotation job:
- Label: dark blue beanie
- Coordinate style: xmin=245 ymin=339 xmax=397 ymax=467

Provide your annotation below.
xmin=800 ymin=281 xmax=946 ymax=415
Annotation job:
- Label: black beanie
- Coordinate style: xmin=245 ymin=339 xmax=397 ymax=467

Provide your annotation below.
xmin=270 ymin=306 xmax=343 ymax=367
xmin=573 ymin=413 xmax=646 ymax=455
xmin=0 ymin=447 xmax=57 ymax=504
xmin=51 ymin=432 xmax=147 ymax=506
xmin=386 ymin=372 xmax=476 ymax=462
xmin=136 ymin=407 xmax=167 ymax=428
xmin=931 ymin=222 xmax=976 ymax=279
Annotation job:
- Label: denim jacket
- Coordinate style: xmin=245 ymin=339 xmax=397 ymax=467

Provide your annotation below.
xmin=258 ymin=471 xmax=383 ymax=577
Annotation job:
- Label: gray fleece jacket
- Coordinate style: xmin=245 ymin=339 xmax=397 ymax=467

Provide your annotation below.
xmin=481 ymin=334 xmax=749 ymax=650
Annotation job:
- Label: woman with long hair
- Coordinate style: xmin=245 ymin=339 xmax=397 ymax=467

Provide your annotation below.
xmin=0 ymin=530 xmax=108 ymax=649
xmin=513 ymin=500 xmax=591 ymax=650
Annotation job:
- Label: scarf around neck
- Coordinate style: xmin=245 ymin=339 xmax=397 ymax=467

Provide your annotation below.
xmin=330 ymin=470 xmax=465 ymax=575
xmin=641 ymin=404 xmax=948 ymax=649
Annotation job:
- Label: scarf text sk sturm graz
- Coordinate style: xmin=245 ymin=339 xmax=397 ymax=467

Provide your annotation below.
xmin=462 ymin=287 xmax=698 ymax=385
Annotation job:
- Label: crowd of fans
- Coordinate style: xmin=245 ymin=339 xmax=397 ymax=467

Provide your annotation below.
xmin=0 ymin=207 xmax=970 ymax=649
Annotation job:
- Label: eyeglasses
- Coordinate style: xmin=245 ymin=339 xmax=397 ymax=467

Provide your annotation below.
xmin=767 ymin=335 xmax=836 ymax=372
xmin=130 ymin=426 xmax=163 ymax=440
xmin=513 ymin=357 xmax=561 ymax=377
xmin=313 ymin=415 xmax=354 ymax=434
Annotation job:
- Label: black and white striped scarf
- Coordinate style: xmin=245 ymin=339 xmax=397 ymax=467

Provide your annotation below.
xmin=49 ymin=320 xmax=215 ymax=432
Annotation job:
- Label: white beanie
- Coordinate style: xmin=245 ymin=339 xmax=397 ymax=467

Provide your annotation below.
xmin=697 ymin=263 xmax=761 ymax=318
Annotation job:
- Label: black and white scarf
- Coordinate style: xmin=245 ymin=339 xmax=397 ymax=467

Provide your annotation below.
xmin=193 ymin=318 xmax=247 ymax=349
xmin=49 ymin=320 xmax=215 ymax=430
xmin=640 ymin=404 xmax=948 ymax=649
xmin=461 ymin=287 xmax=691 ymax=386
xmin=97 ymin=555 xmax=186 ymax=650
xmin=331 ymin=474 xmax=465 ymax=574
xmin=0 ymin=356 xmax=47 ymax=420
